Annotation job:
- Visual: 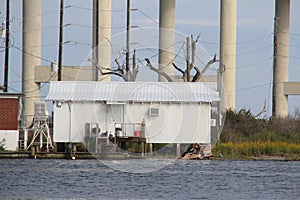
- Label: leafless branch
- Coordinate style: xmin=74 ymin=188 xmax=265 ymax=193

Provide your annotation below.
xmin=190 ymin=34 xmax=201 ymax=69
xmin=192 ymin=54 xmax=219 ymax=82
xmin=172 ymin=63 xmax=185 ymax=74
xmin=191 ymin=67 xmax=201 ymax=82
xmin=97 ymin=66 xmax=126 ymax=80
xmin=255 ymin=100 xmax=267 ymax=118
xmin=173 ymin=63 xmax=187 ymax=82
xmin=145 ymin=58 xmax=174 ymax=82
xmin=200 ymin=54 xmax=219 ymax=75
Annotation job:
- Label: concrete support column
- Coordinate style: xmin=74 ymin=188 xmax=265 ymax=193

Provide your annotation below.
xmin=176 ymin=143 xmax=180 ymax=157
xmin=149 ymin=143 xmax=153 ymax=157
xmin=22 ymin=0 xmax=41 ymax=125
xmin=273 ymin=0 xmax=290 ymax=118
xmin=93 ymin=0 xmax=111 ymax=81
xmin=220 ymin=0 xmax=237 ymax=111
xmin=141 ymin=142 xmax=145 ymax=157
xmin=158 ymin=0 xmax=176 ymax=82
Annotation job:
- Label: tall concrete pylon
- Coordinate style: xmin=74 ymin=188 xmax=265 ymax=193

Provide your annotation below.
xmin=273 ymin=0 xmax=290 ymax=118
xmin=22 ymin=0 xmax=41 ymax=125
xmin=220 ymin=0 xmax=237 ymax=112
xmin=158 ymin=0 xmax=176 ymax=82
xmin=92 ymin=0 xmax=112 ymax=82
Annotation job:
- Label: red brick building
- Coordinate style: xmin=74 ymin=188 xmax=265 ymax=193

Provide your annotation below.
xmin=0 ymin=93 xmax=23 ymax=150
xmin=0 ymin=93 xmax=21 ymax=130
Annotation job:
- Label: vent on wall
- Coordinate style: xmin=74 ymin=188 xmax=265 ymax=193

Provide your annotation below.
xmin=149 ymin=107 xmax=159 ymax=116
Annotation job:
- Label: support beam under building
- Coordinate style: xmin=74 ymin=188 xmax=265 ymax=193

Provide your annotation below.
xmin=158 ymin=0 xmax=176 ymax=82
xmin=92 ymin=0 xmax=112 ymax=82
xmin=273 ymin=0 xmax=290 ymax=118
xmin=220 ymin=0 xmax=237 ymax=111
xmin=22 ymin=0 xmax=41 ymax=125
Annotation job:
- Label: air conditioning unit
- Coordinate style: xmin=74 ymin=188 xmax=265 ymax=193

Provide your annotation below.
xmin=149 ymin=107 xmax=159 ymax=116
xmin=34 ymin=101 xmax=48 ymax=121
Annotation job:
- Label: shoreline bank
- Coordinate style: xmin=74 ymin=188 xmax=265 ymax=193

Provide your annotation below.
xmin=1 ymin=151 xmax=300 ymax=161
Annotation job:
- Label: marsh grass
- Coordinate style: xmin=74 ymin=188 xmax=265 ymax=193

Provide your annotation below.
xmin=213 ymin=109 xmax=300 ymax=160
xmin=213 ymin=142 xmax=300 ymax=160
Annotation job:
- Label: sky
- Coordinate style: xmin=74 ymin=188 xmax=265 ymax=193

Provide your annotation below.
xmin=0 ymin=0 xmax=300 ymax=118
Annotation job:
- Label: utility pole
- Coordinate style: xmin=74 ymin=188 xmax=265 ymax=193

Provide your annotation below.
xmin=58 ymin=0 xmax=64 ymax=81
xmin=216 ymin=63 xmax=225 ymax=145
xmin=186 ymin=37 xmax=190 ymax=82
xmin=272 ymin=17 xmax=279 ymax=117
xmin=92 ymin=0 xmax=99 ymax=81
xmin=4 ymin=0 xmax=10 ymax=92
xmin=125 ymin=0 xmax=130 ymax=79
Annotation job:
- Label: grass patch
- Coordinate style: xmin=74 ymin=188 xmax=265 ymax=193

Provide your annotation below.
xmin=213 ymin=142 xmax=300 ymax=160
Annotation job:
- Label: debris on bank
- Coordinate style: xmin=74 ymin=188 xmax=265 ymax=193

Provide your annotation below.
xmin=181 ymin=143 xmax=213 ymax=160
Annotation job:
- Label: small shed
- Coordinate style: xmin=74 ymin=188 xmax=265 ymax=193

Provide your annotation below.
xmin=46 ymin=81 xmax=220 ymax=144
xmin=0 ymin=93 xmax=22 ymax=150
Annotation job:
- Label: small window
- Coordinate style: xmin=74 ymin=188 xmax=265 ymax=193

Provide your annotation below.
xmin=149 ymin=107 xmax=159 ymax=116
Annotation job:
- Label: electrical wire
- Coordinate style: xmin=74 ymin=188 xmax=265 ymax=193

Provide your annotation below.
xmin=135 ymin=9 xmax=158 ymax=24
xmin=12 ymin=45 xmax=53 ymax=63
xmin=232 ymin=83 xmax=272 ymax=93
xmin=68 ymin=5 xmax=125 ymax=12
xmin=69 ymin=23 xmax=126 ymax=30
xmin=229 ymin=57 xmax=272 ymax=70
xmin=199 ymin=32 xmax=273 ymax=46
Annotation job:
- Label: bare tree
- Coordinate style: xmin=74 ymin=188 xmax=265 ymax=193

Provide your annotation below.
xmin=96 ymin=35 xmax=219 ymax=82
xmin=96 ymin=49 xmax=139 ymax=82
xmin=145 ymin=34 xmax=219 ymax=82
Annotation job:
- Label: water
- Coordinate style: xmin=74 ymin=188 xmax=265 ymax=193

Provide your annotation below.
xmin=0 ymin=159 xmax=300 ymax=199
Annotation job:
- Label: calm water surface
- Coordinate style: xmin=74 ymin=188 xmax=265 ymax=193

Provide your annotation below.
xmin=0 ymin=159 xmax=299 ymax=199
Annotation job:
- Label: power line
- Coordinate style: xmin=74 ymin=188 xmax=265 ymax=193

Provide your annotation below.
xmin=70 ymin=23 xmax=126 ymax=30
xmin=68 ymin=5 xmax=125 ymax=12
xmin=199 ymin=33 xmax=273 ymax=46
xmin=233 ymin=45 xmax=273 ymax=57
xmin=230 ymin=57 xmax=272 ymax=70
xmin=233 ymin=83 xmax=272 ymax=93
xmin=135 ymin=9 xmax=158 ymax=24
xmin=12 ymin=45 xmax=53 ymax=63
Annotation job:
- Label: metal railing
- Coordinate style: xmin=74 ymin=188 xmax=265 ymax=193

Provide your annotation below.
xmin=116 ymin=123 xmax=144 ymax=138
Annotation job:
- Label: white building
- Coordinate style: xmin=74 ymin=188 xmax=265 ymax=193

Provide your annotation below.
xmin=46 ymin=81 xmax=220 ymax=145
